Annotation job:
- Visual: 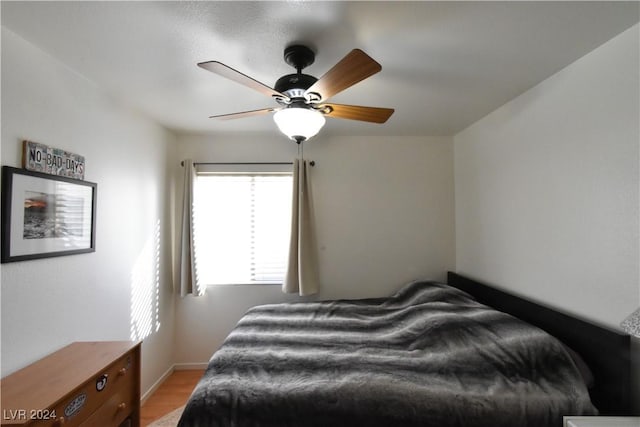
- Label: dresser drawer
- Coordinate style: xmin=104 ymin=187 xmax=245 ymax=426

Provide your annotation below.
xmin=29 ymin=352 xmax=135 ymax=427
xmin=3 ymin=343 xmax=140 ymax=427
xmin=78 ymin=386 xmax=134 ymax=427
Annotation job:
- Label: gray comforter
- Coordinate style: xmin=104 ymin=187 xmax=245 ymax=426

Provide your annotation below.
xmin=178 ymin=281 xmax=597 ymax=426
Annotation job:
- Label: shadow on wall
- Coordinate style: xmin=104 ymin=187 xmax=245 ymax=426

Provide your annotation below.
xmin=130 ymin=219 xmax=161 ymax=341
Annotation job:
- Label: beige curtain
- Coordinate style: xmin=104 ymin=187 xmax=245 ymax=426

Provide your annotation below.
xmin=283 ymin=159 xmax=319 ymax=295
xmin=178 ymin=159 xmax=204 ymax=297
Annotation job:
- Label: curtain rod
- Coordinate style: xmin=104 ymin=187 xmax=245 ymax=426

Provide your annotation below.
xmin=180 ymin=161 xmax=315 ymax=166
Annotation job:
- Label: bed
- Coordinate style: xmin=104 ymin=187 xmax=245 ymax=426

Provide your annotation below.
xmin=178 ymin=272 xmax=632 ymax=427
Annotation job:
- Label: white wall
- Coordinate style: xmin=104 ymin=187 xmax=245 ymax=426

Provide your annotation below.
xmin=173 ymin=132 xmax=455 ymax=364
xmin=0 ymin=28 xmax=177 ymax=396
xmin=454 ymin=24 xmax=639 ymax=328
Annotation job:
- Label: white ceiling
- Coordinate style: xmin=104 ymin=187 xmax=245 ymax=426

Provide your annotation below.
xmin=2 ymin=1 xmax=638 ymax=137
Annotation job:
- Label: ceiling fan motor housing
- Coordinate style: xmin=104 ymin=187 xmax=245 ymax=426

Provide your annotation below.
xmin=274 ymin=73 xmax=317 ymax=99
xmin=274 ymin=45 xmax=319 ymax=101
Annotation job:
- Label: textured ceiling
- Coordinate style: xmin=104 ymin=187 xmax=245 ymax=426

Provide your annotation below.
xmin=2 ymin=1 xmax=638 ymax=137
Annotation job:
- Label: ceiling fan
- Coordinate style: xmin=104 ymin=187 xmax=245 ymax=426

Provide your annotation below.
xmin=197 ymin=45 xmax=394 ymax=143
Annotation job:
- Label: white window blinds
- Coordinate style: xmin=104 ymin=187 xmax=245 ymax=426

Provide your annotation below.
xmin=193 ymin=170 xmax=292 ymax=285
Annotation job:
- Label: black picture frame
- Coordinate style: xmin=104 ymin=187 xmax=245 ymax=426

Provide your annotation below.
xmin=1 ymin=166 xmax=97 ymax=263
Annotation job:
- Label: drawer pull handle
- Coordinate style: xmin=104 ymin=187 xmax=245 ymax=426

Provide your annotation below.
xmin=118 ymin=367 xmax=127 ymax=376
xmin=117 ymin=402 xmax=127 ymax=411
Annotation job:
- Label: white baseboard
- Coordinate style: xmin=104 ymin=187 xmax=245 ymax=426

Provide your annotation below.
xmin=141 ymin=365 xmax=175 ymax=404
xmin=140 ymin=363 xmax=207 ymax=404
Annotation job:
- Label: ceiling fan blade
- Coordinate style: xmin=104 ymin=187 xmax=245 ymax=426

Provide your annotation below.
xmin=209 ymin=108 xmax=279 ymax=120
xmin=321 ymin=103 xmax=394 ymax=123
xmin=305 ymin=49 xmax=382 ymax=102
xmin=198 ymin=61 xmax=288 ymax=100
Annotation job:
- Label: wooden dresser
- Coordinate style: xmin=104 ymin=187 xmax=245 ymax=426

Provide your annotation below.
xmin=0 ymin=341 xmax=141 ymax=427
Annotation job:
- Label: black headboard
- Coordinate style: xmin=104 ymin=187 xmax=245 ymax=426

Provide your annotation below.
xmin=447 ymin=272 xmax=632 ymax=416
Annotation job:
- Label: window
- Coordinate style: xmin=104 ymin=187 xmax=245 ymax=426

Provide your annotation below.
xmin=193 ymin=165 xmax=292 ymax=285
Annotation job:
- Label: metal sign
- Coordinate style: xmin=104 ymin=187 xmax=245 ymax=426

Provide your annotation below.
xmin=22 ymin=140 xmax=85 ymax=180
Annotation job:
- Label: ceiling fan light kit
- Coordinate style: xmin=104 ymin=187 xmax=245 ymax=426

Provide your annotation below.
xmin=198 ymin=44 xmax=394 ymax=143
xmin=273 ymin=107 xmax=326 ymax=144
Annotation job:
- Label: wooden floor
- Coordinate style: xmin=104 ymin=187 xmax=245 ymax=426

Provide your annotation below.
xmin=140 ymin=369 xmax=204 ymax=426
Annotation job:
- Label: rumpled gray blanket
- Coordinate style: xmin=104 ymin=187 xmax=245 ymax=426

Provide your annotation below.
xmin=178 ymin=281 xmax=597 ymax=427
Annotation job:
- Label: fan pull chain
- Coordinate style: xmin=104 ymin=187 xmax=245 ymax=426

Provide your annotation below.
xmin=296 ymin=141 xmax=315 ymax=167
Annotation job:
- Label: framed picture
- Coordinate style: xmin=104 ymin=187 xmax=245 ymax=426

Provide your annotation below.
xmin=1 ymin=166 xmax=97 ymax=263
